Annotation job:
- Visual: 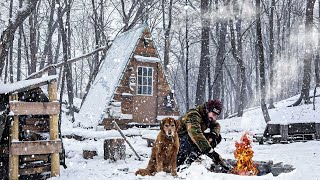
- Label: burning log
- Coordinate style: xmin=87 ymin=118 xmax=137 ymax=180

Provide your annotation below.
xmin=232 ymin=131 xmax=258 ymax=175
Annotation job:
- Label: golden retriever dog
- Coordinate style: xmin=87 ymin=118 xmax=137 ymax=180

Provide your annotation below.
xmin=135 ymin=117 xmax=180 ymax=176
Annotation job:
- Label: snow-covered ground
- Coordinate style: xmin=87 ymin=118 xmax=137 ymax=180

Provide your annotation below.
xmin=51 ymin=95 xmax=320 ymax=180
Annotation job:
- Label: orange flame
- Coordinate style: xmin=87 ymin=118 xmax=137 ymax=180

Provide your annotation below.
xmin=232 ymin=131 xmax=258 ymax=176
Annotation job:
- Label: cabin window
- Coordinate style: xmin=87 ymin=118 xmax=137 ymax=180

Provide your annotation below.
xmin=137 ymin=66 xmax=153 ymax=95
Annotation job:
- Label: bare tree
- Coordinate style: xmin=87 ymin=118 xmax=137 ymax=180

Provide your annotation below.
xmin=0 ymin=0 xmax=39 ymax=78
xmin=229 ymin=19 xmax=246 ymax=117
xmin=268 ymin=0 xmax=276 ymax=109
xmin=8 ymin=0 xmax=14 ymax=83
xmin=117 ymin=0 xmax=149 ymax=32
xmin=256 ymin=0 xmax=271 ymax=123
xmin=185 ymin=0 xmax=190 ymax=111
xmin=57 ymin=0 xmax=75 ymax=122
xmin=29 ymin=4 xmax=40 ymax=75
xmin=316 ymin=0 xmax=320 ymax=88
xmin=291 ymin=0 xmax=316 ymax=106
xmin=162 ymin=0 xmax=173 ymax=72
xmin=195 ymin=0 xmax=210 ymax=105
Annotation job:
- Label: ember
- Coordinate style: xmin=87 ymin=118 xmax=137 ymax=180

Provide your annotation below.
xmin=232 ymin=131 xmax=258 ymax=176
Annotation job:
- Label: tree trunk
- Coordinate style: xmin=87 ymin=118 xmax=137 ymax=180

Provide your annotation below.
xmin=92 ymin=0 xmax=100 ymax=70
xmin=29 ymin=9 xmax=38 ymax=75
xmin=185 ymin=0 xmax=189 ymax=111
xmin=229 ymin=20 xmax=246 ymax=117
xmin=17 ymin=0 xmax=23 ymax=81
xmin=162 ymin=0 xmax=173 ymax=72
xmin=195 ymin=0 xmax=210 ymax=105
xmin=40 ymin=0 xmax=56 ymax=75
xmin=212 ymin=22 xmax=227 ymax=101
xmin=296 ymin=0 xmax=316 ymax=105
xmin=8 ymin=0 xmax=14 ymax=83
xmin=268 ymin=0 xmax=276 ymax=109
xmin=0 ymin=0 xmax=39 ymax=77
xmin=256 ymin=0 xmax=271 ymax=123
xmin=316 ymin=0 xmax=320 ymax=88
xmin=57 ymin=0 xmax=75 ymax=122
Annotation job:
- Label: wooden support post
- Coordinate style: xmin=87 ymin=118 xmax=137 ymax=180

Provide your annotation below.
xmin=315 ymin=123 xmax=320 ymax=140
xmin=48 ymin=80 xmax=60 ymax=176
xmin=9 ymin=94 xmax=19 ymax=180
xmin=280 ymin=124 xmax=289 ymax=142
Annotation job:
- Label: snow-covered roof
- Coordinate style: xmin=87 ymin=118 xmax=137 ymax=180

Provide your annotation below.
xmin=134 ymin=55 xmax=161 ymax=63
xmin=76 ymin=25 xmax=147 ymax=128
xmin=0 ymin=75 xmax=58 ymax=94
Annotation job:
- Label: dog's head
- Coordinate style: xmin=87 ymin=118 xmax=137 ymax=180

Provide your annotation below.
xmin=160 ymin=117 xmax=180 ymax=138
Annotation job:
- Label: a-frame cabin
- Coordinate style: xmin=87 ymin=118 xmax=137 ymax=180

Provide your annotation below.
xmin=77 ymin=25 xmax=180 ymax=129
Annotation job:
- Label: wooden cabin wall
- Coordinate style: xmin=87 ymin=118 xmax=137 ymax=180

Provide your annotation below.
xmin=102 ymin=28 xmax=180 ymax=128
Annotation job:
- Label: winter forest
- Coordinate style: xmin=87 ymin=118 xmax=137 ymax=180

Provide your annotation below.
xmin=1 ymin=0 xmax=320 ymax=179
xmin=1 ymin=0 xmax=319 ymax=117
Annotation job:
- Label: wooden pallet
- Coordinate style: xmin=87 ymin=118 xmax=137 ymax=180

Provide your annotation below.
xmin=7 ymin=80 xmax=61 ymax=180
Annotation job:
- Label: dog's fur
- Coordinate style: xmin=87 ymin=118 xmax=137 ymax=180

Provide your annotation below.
xmin=135 ymin=117 xmax=180 ymax=176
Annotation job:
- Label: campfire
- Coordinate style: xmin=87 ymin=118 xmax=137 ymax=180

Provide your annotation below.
xmin=232 ymin=131 xmax=258 ymax=176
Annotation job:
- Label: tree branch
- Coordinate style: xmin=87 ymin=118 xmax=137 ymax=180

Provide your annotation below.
xmin=27 ymin=46 xmax=107 ymax=80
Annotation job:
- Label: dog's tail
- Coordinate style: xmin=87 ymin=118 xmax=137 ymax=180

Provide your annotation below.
xmin=135 ymin=168 xmax=151 ymax=176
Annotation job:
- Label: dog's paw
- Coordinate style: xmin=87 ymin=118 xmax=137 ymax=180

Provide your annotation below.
xmin=171 ymin=171 xmax=178 ymax=177
xmin=135 ymin=169 xmax=150 ymax=176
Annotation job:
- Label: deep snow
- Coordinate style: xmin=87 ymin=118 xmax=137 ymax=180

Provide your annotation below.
xmin=50 ymin=94 xmax=320 ymax=180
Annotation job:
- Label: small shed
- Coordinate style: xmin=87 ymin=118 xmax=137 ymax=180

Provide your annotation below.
xmin=77 ymin=25 xmax=180 ymax=129
xmin=0 ymin=76 xmax=61 ymax=179
xmin=262 ymin=122 xmax=320 ymax=143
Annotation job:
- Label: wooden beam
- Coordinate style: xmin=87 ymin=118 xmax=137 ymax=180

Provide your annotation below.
xmin=25 ymin=117 xmax=49 ymax=125
xmin=9 ymin=94 xmax=19 ymax=180
xmin=19 ymin=164 xmax=51 ymax=175
xmin=21 ymin=154 xmax=49 ymax=163
xmin=10 ymin=140 xmax=62 ymax=155
xmin=22 ymin=124 xmax=49 ymax=132
xmin=9 ymin=101 xmax=60 ymax=115
xmin=280 ymin=124 xmax=289 ymax=142
xmin=48 ymin=80 xmax=60 ymax=177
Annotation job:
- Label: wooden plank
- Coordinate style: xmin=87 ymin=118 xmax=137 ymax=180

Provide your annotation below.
xmin=21 ymin=154 xmax=49 ymax=163
xmin=22 ymin=125 xmax=49 ymax=132
xmin=10 ymin=140 xmax=61 ymax=155
xmin=22 ymin=124 xmax=49 ymax=133
xmin=288 ymin=123 xmax=315 ymax=134
xmin=267 ymin=124 xmax=280 ymax=135
xmin=280 ymin=124 xmax=289 ymax=142
xmin=134 ymin=47 xmax=157 ymax=56
xmin=48 ymin=80 xmax=60 ymax=177
xmin=9 ymin=112 xmax=19 ymax=180
xmin=25 ymin=118 xmax=49 ymax=125
xmin=9 ymin=101 xmax=60 ymax=115
xmin=19 ymin=164 xmax=51 ymax=175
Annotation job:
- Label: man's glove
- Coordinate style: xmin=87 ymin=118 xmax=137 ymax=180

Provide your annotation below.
xmin=204 ymin=132 xmax=222 ymax=148
xmin=205 ymin=148 xmax=222 ymax=163
xmin=218 ymin=159 xmax=233 ymax=171
xmin=206 ymin=148 xmax=233 ymax=171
